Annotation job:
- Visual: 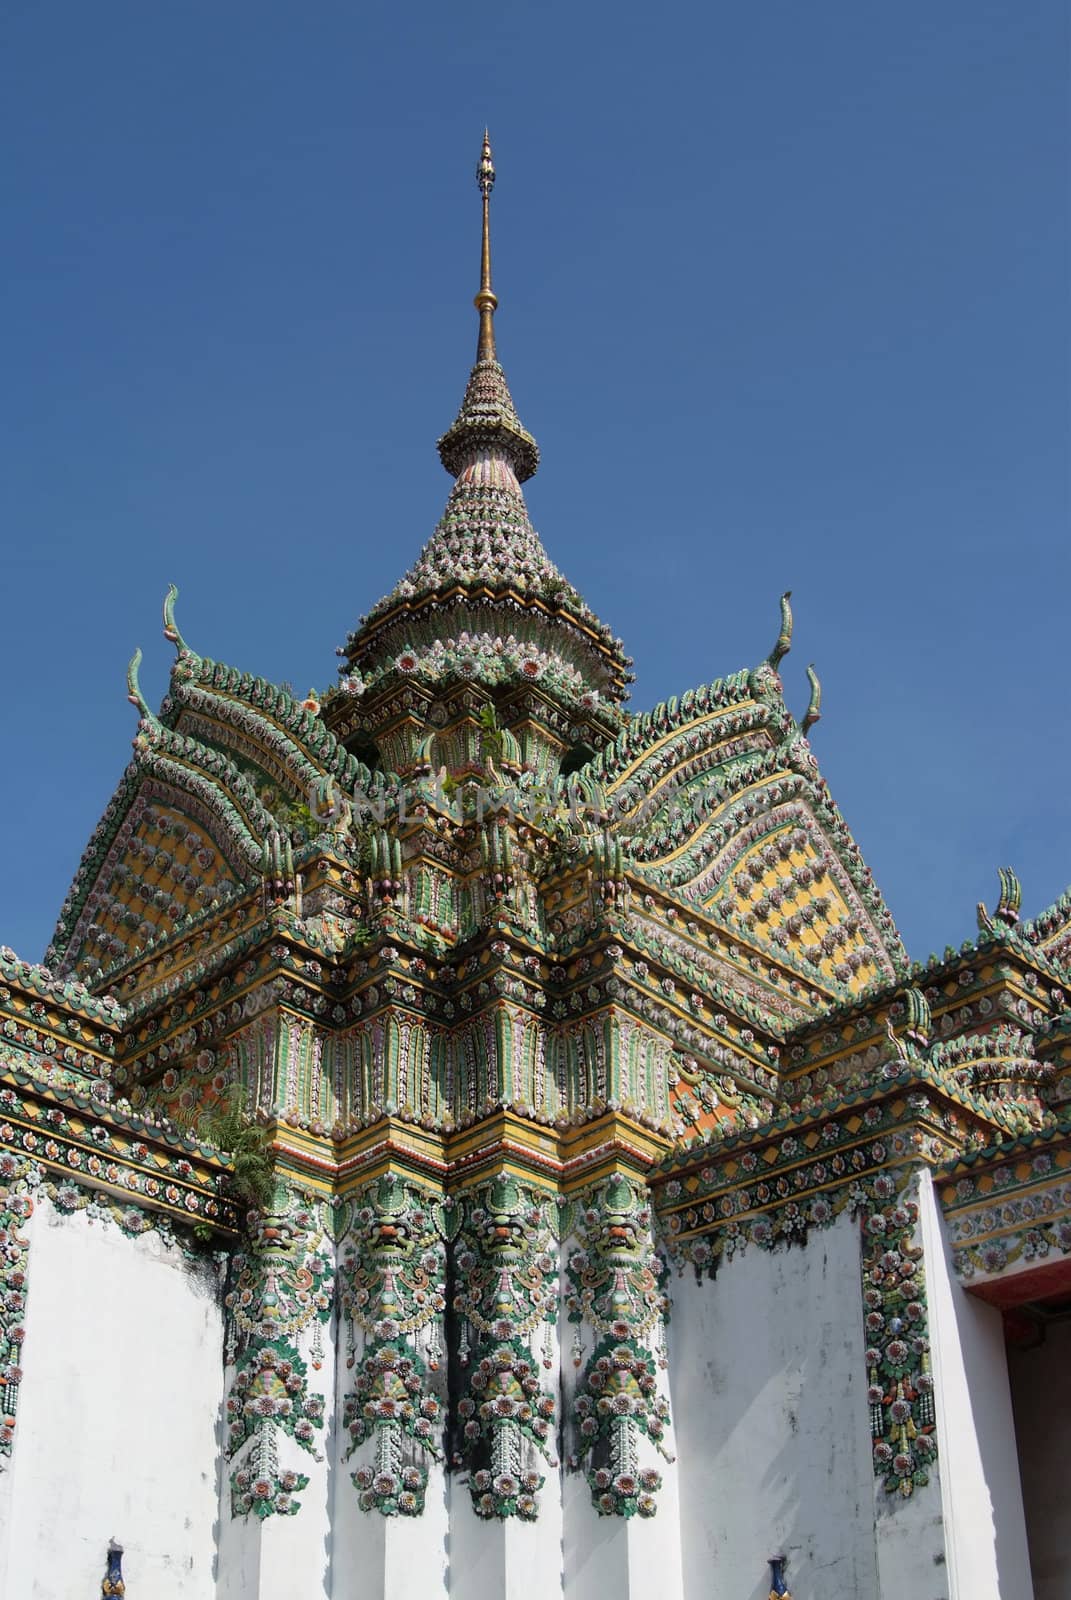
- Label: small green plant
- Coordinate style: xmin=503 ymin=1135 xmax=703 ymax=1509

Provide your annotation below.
xmin=478 ymin=704 xmax=504 ymax=764
xmin=279 ymin=798 xmax=320 ymax=841
xmin=199 ymin=1088 xmax=276 ymax=1214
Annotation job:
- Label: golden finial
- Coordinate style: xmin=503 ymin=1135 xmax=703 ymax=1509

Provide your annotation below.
xmin=475 ymin=130 xmax=498 ymax=361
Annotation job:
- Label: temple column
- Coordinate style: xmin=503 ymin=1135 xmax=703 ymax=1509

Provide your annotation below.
xmin=910 ymin=1169 xmax=1033 ymax=1598
xmin=0 ymin=1158 xmax=35 ymax=1599
xmin=214 ymin=1187 xmax=336 ymax=1600
xmin=448 ymin=1175 xmax=564 ymax=1599
xmin=330 ymin=1173 xmax=450 ymax=1600
xmin=562 ymin=1173 xmax=683 ymax=1600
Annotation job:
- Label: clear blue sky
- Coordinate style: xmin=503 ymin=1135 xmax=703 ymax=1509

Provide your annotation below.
xmin=3 ymin=1 xmax=1068 ymax=966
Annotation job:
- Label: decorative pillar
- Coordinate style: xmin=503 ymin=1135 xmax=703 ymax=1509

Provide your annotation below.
xmin=449 ymin=1174 xmax=563 ymax=1599
xmin=331 ymin=1174 xmax=449 ymax=1600
xmin=0 ymin=1154 xmax=35 ymax=1599
xmin=215 ymin=1188 xmax=335 ymax=1600
xmin=862 ymin=1168 xmax=953 ymax=1593
xmin=0 ymin=1156 xmax=34 ymax=1468
xmin=562 ymin=1173 xmax=682 ymax=1599
xmin=861 ymin=1173 xmax=936 ymax=1500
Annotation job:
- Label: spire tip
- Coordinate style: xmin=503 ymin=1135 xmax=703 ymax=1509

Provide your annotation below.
xmin=475 ymin=134 xmax=498 ymax=359
xmin=478 ymin=130 xmax=494 ymax=192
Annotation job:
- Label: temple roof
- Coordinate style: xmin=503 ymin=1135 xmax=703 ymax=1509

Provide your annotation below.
xmin=574 ymin=643 xmax=910 ymax=999
xmin=337 ymin=136 xmax=631 ymax=712
xmin=46 ymin=597 xmax=389 ymax=981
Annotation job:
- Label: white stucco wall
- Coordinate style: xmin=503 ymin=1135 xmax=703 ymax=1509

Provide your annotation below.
xmin=4 ymin=1196 xmax=225 ymax=1599
xmin=1008 ymin=1318 xmax=1071 ymax=1600
xmin=2 ymin=1173 xmax=1041 ymax=1600
xmin=921 ymin=1170 xmax=1034 ymax=1600
xmin=669 ymin=1210 xmax=883 ymax=1600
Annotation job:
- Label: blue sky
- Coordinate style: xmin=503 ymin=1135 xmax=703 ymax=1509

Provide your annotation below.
xmin=2 ymin=1 xmax=1068 ymax=966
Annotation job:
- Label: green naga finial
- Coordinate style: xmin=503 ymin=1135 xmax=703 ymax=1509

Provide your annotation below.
xmin=311 ymin=776 xmax=352 ymax=834
xmin=126 ymin=647 xmax=152 ymax=719
xmin=903 ymin=986 xmax=932 ymax=1047
xmin=978 ymin=866 xmax=1021 ymax=934
xmin=801 ymin=663 xmax=822 ymax=733
xmin=769 ymin=590 xmax=793 ymax=668
xmin=162 ymin=583 xmax=189 ymax=654
xmin=997 ymin=866 xmax=1022 ymax=924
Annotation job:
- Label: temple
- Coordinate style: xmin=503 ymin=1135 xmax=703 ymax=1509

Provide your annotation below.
xmin=1 ymin=138 xmax=1068 ymax=1600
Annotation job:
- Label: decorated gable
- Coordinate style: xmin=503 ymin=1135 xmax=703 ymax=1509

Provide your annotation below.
xmin=590 ymin=666 xmax=905 ymax=1003
xmin=50 ymin=780 xmax=249 ymax=981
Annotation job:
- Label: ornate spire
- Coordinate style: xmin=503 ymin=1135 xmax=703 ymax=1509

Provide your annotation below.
xmin=476 ymin=130 xmax=498 ymax=362
xmin=437 ymin=133 xmax=539 ymax=483
xmin=336 ymin=137 xmax=632 ymax=734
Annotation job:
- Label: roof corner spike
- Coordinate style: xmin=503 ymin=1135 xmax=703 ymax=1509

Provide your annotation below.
xmin=978 ymin=865 xmax=1023 ymax=936
xmin=475 ymin=130 xmax=498 ymax=361
xmin=162 ymin=583 xmax=188 ymax=655
xmin=904 ymin=985 xmax=933 ymax=1047
xmin=801 ymin=663 xmax=822 ymax=732
xmin=997 ymin=866 xmax=1022 ymax=926
xmin=126 ymin=647 xmax=151 ymax=720
xmin=769 ymin=590 xmax=793 ymax=668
